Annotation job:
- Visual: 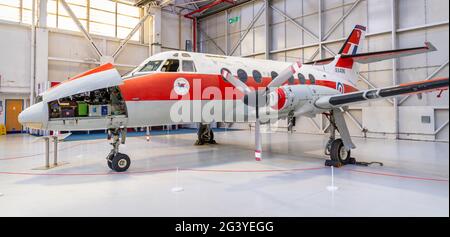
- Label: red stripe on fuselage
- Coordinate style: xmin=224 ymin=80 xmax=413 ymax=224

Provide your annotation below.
xmin=119 ymin=73 xmax=358 ymax=101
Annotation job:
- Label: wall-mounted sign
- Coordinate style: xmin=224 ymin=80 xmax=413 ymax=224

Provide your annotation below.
xmin=228 ymin=16 xmax=240 ymax=24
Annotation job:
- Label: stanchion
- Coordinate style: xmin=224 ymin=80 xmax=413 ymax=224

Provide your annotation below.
xmin=326 ymin=166 xmax=338 ymax=192
xmin=32 ymin=133 xmax=71 ymax=170
xmin=45 ymin=137 xmax=50 ymax=168
xmin=53 ymin=136 xmax=58 ymax=166
xmin=171 ymin=167 xmax=184 ymax=193
xmin=146 ymin=126 xmax=150 ymax=141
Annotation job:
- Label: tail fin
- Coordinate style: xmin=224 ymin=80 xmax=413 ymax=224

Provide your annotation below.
xmin=323 ymin=25 xmax=367 ymax=86
xmin=338 ymin=25 xmax=366 ymax=56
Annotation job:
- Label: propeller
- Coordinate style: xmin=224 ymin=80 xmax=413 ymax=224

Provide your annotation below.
xmin=220 ymin=61 xmax=302 ymax=161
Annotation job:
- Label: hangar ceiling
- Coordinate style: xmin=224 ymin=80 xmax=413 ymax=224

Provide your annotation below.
xmin=134 ymin=0 xmax=250 ymax=16
xmin=196 ymin=0 xmax=449 ymax=142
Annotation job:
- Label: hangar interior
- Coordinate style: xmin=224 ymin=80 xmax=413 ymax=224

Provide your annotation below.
xmin=0 ymin=0 xmax=448 ymax=217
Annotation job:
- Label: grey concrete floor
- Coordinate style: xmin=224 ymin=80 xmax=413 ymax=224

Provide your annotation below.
xmin=0 ymin=130 xmax=448 ymax=217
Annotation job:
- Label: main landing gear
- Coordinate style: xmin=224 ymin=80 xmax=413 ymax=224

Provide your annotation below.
xmin=324 ymin=110 xmax=357 ymax=168
xmin=106 ymin=127 xmax=130 ymax=172
xmin=195 ymin=123 xmax=217 ymax=145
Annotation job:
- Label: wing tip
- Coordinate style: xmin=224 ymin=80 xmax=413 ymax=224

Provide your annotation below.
xmin=425 ymin=42 xmax=437 ymax=52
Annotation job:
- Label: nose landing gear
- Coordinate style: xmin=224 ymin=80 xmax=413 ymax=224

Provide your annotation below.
xmin=107 ymin=127 xmax=131 ymax=172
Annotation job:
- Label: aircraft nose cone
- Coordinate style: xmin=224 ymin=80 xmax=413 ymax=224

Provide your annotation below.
xmin=18 ymin=102 xmax=47 ymax=129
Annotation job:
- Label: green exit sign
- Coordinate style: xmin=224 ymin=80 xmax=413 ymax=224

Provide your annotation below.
xmin=228 ymin=16 xmax=240 ymax=24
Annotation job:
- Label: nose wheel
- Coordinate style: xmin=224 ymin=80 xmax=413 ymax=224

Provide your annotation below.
xmin=107 ymin=153 xmax=131 ymax=172
xmin=107 ymin=127 xmax=130 ymax=172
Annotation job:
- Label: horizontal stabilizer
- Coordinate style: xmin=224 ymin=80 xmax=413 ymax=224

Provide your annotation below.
xmin=305 ymin=42 xmax=436 ymax=65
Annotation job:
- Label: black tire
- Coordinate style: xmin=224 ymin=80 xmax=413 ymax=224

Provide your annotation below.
xmin=110 ymin=153 xmax=131 ymax=172
xmin=206 ymin=130 xmax=214 ymax=143
xmin=197 ymin=126 xmax=215 ymax=144
xmin=330 ymin=139 xmax=351 ymax=164
xmin=106 ymin=153 xmax=114 ymax=169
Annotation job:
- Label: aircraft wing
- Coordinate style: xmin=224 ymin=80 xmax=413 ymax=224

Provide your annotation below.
xmin=314 ymin=77 xmax=449 ymax=109
xmin=305 ymin=42 xmax=436 ymax=65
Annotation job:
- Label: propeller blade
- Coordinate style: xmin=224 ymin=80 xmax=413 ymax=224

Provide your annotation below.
xmin=255 ymin=119 xmax=262 ymax=161
xmin=267 ymin=61 xmax=302 ymax=89
xmin=221 ymin=68 xmax=252 ymax=95
xmin=245 ymin=61 xmax=303 ymax=108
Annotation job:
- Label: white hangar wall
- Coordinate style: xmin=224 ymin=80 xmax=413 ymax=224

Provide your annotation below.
xmin=0 ymin=2 xmax=192 ymax=127
xmin=198 ymin=0 xmax=449 ymax=142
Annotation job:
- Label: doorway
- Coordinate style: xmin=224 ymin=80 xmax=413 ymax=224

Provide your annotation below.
xmin=5 ymin=99 xmax=23 ymax=133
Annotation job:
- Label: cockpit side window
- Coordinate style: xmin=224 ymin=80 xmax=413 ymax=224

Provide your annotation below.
xmin=161 ymin=59 xmax=180 ymax=72
xmin=182 ymin=60 xmax=196 ymax=72
xmin=139 ymin=60 xmax=163 ymax=72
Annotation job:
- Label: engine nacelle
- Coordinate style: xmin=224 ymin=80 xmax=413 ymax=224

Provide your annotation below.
xmin=267 ymin=85 xmax=340 ymax=117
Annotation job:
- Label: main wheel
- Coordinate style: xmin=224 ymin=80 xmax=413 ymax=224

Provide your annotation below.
xmin=197 ymin=126 xmax=215 ymax=144
xmin=110 ymin=153 xmax=131 ymax=172
xmin=107 ymin=155 xmax=113 ymax=169
xmin=330 ymin=139 xmax=351 ymax=164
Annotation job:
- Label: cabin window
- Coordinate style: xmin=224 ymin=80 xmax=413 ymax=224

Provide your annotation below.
xmin=139 ymin=60 xmax=163 ymax=72
xmin=161 ymin=59 xmax=180 ymax=72
xmin=182 ymin=60 xmax=196 ymax=72
xmin=271 ymin=71 xmax=279 ymax=80
xmin=288 ymin=75 xmax=295 ymax=85
xmin=237 ymin=69 xmax=248 ymax=83
xmin=220 ymin=68 xmax=231 ymax=82
xmin=252 ymin=70 xmax=262 ymax=83
xmin=309 ymin=74 xmax=316 ymax=84
xmin=298 ymin=73 xmax=306 ymax=84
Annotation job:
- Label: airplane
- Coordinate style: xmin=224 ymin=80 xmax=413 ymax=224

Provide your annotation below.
xmin=19 ymin=25 xmax=449 ymax=172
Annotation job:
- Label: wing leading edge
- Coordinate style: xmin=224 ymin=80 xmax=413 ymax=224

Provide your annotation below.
xmin=315 ymin=77 xmax=449 ymax=109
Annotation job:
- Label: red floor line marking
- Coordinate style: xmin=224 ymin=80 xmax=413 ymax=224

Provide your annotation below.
xmin=181 ymin=167 xmax=326 ymax=173
xmin=343 ymin=168 xmax=449 ymax=182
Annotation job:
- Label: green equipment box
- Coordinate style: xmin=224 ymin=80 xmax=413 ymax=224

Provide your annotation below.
xmin=77 ymin=102 xmax=88 ymax=117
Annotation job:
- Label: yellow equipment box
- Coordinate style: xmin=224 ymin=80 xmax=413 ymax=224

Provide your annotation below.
xmin=0 ymin=124 xmax=6 ymax=135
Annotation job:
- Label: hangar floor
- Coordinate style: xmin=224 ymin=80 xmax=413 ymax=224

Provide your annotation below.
xmin=0 ymin=130 xmax=448 ymax=217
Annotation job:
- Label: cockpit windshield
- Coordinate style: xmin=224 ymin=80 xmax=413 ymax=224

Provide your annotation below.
xmin=139 ymin=60 xmax=163 ymax=72
xmin=161 ymin=59 xmax=180 ymax=72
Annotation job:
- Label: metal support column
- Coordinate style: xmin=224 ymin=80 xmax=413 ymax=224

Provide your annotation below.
xmin=30 ymin=0 xmax=36 ymax=105
xmin=150 ymin=6 xmax=162 ymax=55
xmin=391 ymin=0 xmax=399 ymax=139
xmin=318 ymin=0 xmax=323 ymax=59
xmin=265 ymin=0 xmax=270 ymax=60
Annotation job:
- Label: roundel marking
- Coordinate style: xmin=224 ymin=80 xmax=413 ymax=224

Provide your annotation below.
xmin=173 ymin=78 xmax=190 ymax=96
xmin=336 ymin=82 xmax=345 ymax=94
